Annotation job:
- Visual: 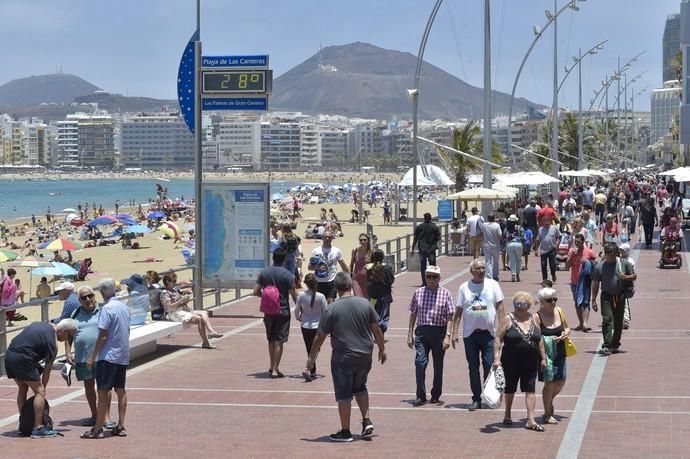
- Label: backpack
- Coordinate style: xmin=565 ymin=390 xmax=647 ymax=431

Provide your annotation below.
xmin=18 ymin=396 xmax=53 ymax=437
xmin=259 ymin=271 xmax=281 ymax=315
xmin=616 ymin=257 xmax=635 ymax=299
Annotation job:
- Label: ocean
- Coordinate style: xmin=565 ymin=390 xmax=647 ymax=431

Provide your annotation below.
xmin=0 ymin=178 xmax=299 ymax=220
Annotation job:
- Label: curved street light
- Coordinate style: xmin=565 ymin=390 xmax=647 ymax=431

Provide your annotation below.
xmin=409 ymin=0 xmax=444 ymax=228
xmin=506 ymin=0 xmax=584 ymax=169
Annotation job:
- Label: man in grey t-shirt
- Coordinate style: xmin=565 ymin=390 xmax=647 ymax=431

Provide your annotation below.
xmin=480 ymin=214 xmax=502 ymax=282
xmin=591 ymin=242 xmax=636 ymax=355
xmin=536 ymin=216 xmax=561 ymax=283
xmin=307 ymin=272 xmax=386 ymax=442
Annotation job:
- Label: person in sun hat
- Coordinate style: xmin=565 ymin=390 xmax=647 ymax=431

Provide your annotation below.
xmin=407 ymin=265 xmax=454 ymax=407
xmin=52 ymin=281 xmax=78 ymax=323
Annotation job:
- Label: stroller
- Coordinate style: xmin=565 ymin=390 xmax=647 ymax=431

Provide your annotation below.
xmin=555 ymin=233 xmax=570 ymax=271
xmin=659 ymin=230 xmax=682 ymax=269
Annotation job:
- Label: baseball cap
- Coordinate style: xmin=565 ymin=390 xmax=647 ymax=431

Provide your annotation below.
xmin=425 ymin=265 xmax=441 ymax=276
xmin=619 ymin=243 xmax=631 ymax=253
xmin=508 ymin=214 xmax=519 ymax=222
xmin=55 ymin=281 xmax=75 ymax=293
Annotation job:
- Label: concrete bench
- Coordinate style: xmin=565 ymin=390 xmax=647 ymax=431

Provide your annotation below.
xmin=129 ymin=321 xmax=186 ymax=360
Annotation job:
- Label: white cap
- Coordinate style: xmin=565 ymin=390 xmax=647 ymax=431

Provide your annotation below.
xmin=425 ymin=265 xmax=441 ymax=275
xmin=55 ymin=281 xmax=75 ymax=292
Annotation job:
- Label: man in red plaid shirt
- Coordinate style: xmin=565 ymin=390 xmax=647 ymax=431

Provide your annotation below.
xmin=407 ymin=265 xmax=454 ymax=406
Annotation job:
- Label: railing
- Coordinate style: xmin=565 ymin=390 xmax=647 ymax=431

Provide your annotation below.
xmin=0 ymin=264 xmax=252 ymax=377
xmin=375 ymin=222 xmax=452 ymax=275
xmin=0 ymin=222 xmax=456 ymax=376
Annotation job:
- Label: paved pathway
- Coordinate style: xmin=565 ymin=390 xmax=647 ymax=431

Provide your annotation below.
xmin=1 ymin=230 xmax=689 ymax=458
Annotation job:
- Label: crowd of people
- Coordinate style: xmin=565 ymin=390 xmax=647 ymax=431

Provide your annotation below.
xmin=2 ymin=172 xmax=683 ymax=442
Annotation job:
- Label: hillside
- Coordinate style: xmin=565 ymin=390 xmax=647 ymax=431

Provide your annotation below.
xmin=0 ymin=73 xmax=100 ymax=105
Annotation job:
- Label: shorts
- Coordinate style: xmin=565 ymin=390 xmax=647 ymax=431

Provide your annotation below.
xmin=331 ymin=359 xmax=372 ymax=403
xmin=75 ymin=362 xmax=96 ymax=381
xmin=501 ymin=354 xmax=538 ymax=394
xmin=4 ymin=350 xmax=41 ymax=381
xmin=167 ymin=308 xmax=194 ymax=323
xmin=95 ymin=360 xmax=127 ymax=390
xmin=316 ymin=280 xmax=336 ymax=300
xmin=263 ymin=314 xmax=290 ymax=343
xmin=571 ymin=284 xmax=589 ymax=309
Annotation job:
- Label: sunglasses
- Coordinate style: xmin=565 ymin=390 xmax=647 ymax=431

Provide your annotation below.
xmin=80 ymin=293 xmax=95 ymax=300
xmin=425 ymin=274 xmax=440 ymax=280
xmin=544 ymin=297 xmax=558 ymax=303
xmin=514 ymin=302 xmax=530 ymax=309
xmin=359 ymin=239 xmax=368 ymax=242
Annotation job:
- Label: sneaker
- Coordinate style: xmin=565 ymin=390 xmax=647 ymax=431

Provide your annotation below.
xmin=103 ymin=420 xmax=117 ymax=430
xmin=329 ymin=429 xmax=353 ymax=442
xmin=361 ymin=418 xmax=374 ymax=438
xmin=468 ymin=401 xmax=481 ymax=411
xmin=412 ymin=398 xmax=426 ymax=407
xmin=302 ymin=369 xmax=313 ymax=382
xmin=600 ymin=347 xmax=611 ymax=356
xmin=31 ymin=425 xmax=57 ymax=439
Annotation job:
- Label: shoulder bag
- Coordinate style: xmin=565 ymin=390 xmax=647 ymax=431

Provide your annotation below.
xmin=557 ymin=307 xmax=577 ymax=358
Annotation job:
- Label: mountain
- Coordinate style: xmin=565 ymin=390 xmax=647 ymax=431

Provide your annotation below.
xmin=0 ymin=74 xmax=100 ymax=105
xmin=271 ymin=42 xmax=541 ymax=120
xmin=73 ymin=93 xmax=176 ymax=113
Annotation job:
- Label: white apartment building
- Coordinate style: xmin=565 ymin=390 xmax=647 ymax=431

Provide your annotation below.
xmin=217 ymin=120 xmax=261 ymax=167
xmin=0 ymin=115 xmax=23 ymax=164
xmin=55 ymin=114 xmax=88 ymax=167
xmin=261 ymin=121 xmax=301 ymax=170
xmin=651 ymin=80 xmax=681 ymax=144
xmin=300 ymin=124 xmax=319 ymax=167
xmin=20 ymin=122 xmax=49 ymax=166
xmin=319 ymin=127 xmax=348 ymax=168
xmin=120 ymin=114 xmax=194 ymax=169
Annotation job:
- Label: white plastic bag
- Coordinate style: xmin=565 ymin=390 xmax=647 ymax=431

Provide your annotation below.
xmin=481 ymin=368 xmax=502 ymax=409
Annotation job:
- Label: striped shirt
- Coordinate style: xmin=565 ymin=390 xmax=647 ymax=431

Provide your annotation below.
xmin=409 ymin=286 xmax=454 ymax=327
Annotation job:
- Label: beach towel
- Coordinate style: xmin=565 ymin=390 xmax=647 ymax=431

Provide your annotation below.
xmin=542 ymin=336 xmax=556 ymax=383
xmin=575 ymin=259 xmax=593 ymax=308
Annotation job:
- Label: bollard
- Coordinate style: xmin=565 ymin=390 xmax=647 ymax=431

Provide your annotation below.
xmin=395 ymin=237 xmax=402 ymax=274
xmin=0 ymin=316 xmax=6 ymax=377
xmin=215 ymin=288 xmax=222 ymax=307
xmin=40 ymin=300 xmax=49 ymax=323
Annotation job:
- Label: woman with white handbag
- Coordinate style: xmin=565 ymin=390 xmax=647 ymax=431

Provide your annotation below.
xmin=493 ymin=291 xmax=547 ymax=432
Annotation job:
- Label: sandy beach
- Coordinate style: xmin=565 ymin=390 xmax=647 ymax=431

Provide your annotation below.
xmin=2 ymin=184 xmax=445 ymax=336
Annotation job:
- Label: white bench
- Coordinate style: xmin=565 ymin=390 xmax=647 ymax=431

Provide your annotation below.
xmin=129 ymin=321 xmax=186 ymax=360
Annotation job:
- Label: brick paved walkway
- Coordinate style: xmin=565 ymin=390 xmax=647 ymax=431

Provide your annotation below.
xmin=1 ymin=230 xmax=689 ymax=458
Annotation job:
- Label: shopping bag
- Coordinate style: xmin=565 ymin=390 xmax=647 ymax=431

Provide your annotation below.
xmin=564 ymin=337 xmax=577 ymax=358
xmin=481 ymin=368 xmax=502 ymax=409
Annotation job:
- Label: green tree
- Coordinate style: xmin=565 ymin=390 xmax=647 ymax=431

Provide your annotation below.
xmin=436 ymin=120 xmax=504 ymax=192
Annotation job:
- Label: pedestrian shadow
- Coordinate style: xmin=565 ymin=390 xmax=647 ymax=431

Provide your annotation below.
xmin=480 ymin=420 xmax=509 ymax=434
xmin=211 ymin=314 xmax=262 ymax=319
xmin=58 ymin=418 xmax=91 ymax=427
xmin=301 ymin=435 xmax=376 ymax=443
xmin=247 ymin=371 xmax=274 ymax=379
xmin=441 ymin=402 xmax=473 ymax=410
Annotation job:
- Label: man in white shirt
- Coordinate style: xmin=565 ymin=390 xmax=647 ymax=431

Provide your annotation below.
xmin=480 ymin=214 xmax=502 ymax=282
xmin=465 ymin=207 xmax=484 ymax=260
xmin=450 ymin=259 xmax=505 ymax=410
xmin=309 ymin=231 xmax=349 ymax=303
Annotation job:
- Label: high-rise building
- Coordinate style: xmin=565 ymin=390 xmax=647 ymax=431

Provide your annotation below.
xmin=318 ymin=127 xmax=348 ymax=168
xmin=663 ymin=13 xmax=681 ymax=83
xmin=260 ymin=121 xmax=301 ymax=170
xmin=78 ymin=115 xmax=115 ymax=168
xmin=120 ymin=114 xmax=194 ymax=169
xmin=651 ymin=80 xmax=681 ymax=144
xmin=300 ymin=124 xmax=319 ymax=167
xmin=216 ymin=120 xmax=261 ymax=167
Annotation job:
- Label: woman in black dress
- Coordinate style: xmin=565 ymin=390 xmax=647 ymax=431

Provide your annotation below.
xmin=494 ymin=291 xmax=547 ymax=431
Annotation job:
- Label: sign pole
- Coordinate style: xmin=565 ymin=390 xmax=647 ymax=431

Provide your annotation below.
xmin=193 ymin=0 xmax=203 ymax=310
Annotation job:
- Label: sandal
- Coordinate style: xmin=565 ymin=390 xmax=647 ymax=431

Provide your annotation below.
xmin=207 ymin=332 xmax=223 ymax=339
xmin=270 ymin=370 xmax=285 ymax=379
xmin=502 ymin=418 xmax=513 ymax=426
xmin=80 ymin=428 xmax=104 ymax=439
xmin=111 ymin=425 xmax=128 ymax=437
xmin=543 ymin=415 xmax=559 ymax=425
xmin=202 ymin=343 xmax=217 ymax=349
xmin=526 ymin=423 xmax=545 ymax=432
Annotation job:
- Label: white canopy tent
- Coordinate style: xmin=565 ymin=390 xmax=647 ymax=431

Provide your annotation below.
xmin=558 ymin=170 xmax=594 ymax=177
xmin=398 ymin=165 xmax=455 ymax=187
xmin=446 ymin=187 xmax=515 ymax=201
xmin=495 ymin=171 xmax=561 ymax=187
xmin=660 ymin=166 xmax=690 ymax=177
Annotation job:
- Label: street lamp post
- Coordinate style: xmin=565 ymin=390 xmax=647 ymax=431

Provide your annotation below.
xmin=482 ymin=0 xmax=492 ymax=216
xmin=550 ymin=0 xmax=561 ymax=198
xmin=506 ymin=0 xmax=583 ymax=169
xmin=409 ymin=0 xmax=443 ymax=229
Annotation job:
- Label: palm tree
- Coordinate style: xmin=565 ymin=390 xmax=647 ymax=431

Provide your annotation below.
xmin=436 ymin=121 xmax=504 ymax=192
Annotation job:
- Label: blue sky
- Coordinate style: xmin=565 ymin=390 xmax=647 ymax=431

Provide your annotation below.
xmin=0 ymin=0 xmax=681 ymax=112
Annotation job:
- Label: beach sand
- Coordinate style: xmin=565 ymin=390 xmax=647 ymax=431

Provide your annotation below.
xmin=2 ymin=194 xmax=446 ymax=338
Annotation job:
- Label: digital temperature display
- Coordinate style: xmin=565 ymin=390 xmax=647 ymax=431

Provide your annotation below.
xmin=202 ymin=70 xmax=271 ymax=94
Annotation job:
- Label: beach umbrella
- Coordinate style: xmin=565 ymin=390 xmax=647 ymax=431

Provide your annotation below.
xmin=158 ymin=221 xmax=180 ymax=239
xmin=125 ymin=224 xmax=152 ymax=234
xmin=114 ymin=213 xmax=136 ymax=225
xmin=43 ymin=238 xmax=83 ymax=251
xmin=148 ymin=211 xmax=166 ymax=219
xmin=10 ymin=257 xmax=53 ymax=268
xmin=271 ymin=192 xmax=286 ymax=201
xmin=88 ymin=215 xmax=118 ymax=226
xmin=0 ymin=250 xmax=18 ymax=262
xmin=62 ymin=208 xmax=77 ymax=213
xmin=32 ymin=262 xmax=78 ymax=277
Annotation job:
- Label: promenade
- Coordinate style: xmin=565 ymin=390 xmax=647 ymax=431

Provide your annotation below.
xmin=1 ymin=231 xmax=689 ymax=458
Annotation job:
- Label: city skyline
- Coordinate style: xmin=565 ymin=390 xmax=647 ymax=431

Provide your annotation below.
xmin=0 ymin=0 xmax=680 ymax=113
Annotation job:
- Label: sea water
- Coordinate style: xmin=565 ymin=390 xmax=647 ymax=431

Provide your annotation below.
xmin=0 ymin=178 xmax=299 ymax=220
